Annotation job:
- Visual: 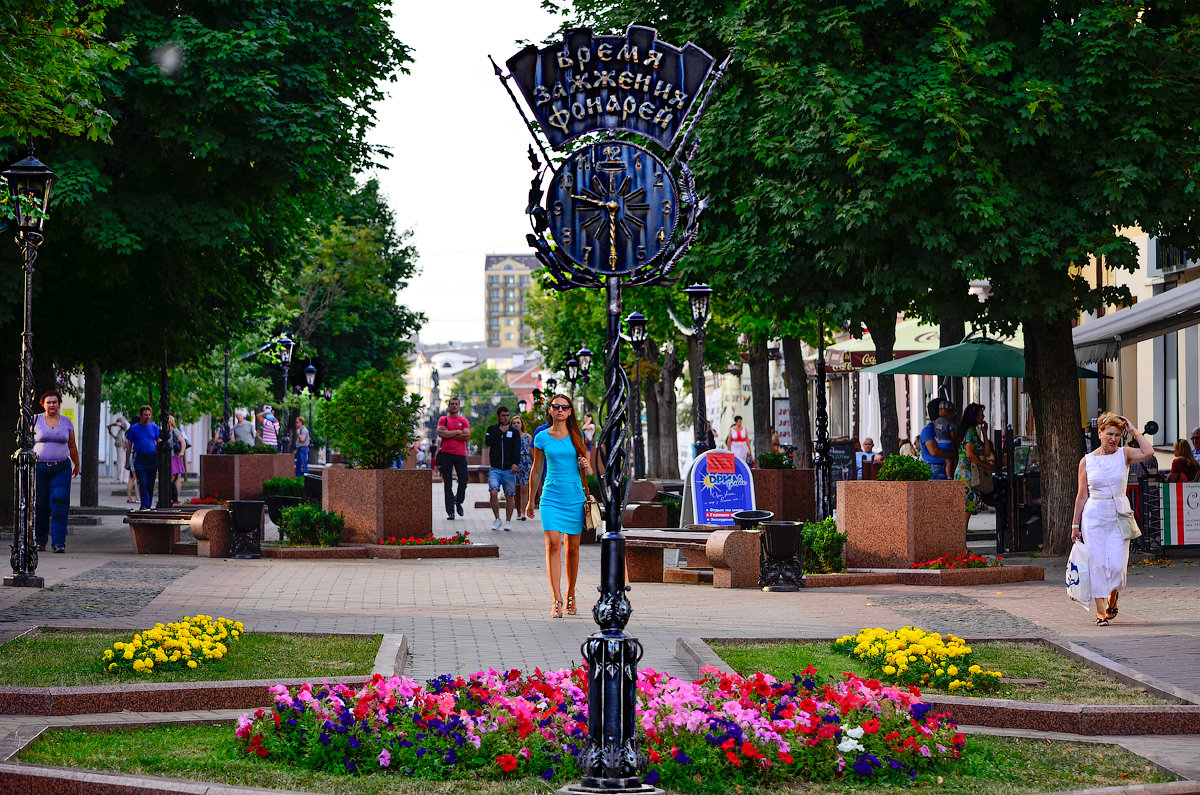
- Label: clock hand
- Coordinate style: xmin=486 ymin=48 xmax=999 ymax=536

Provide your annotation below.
xmin=608 ymin=203 xmax=618 ymax=270
xmin=570 ymin=193 xmax=607 ymax=208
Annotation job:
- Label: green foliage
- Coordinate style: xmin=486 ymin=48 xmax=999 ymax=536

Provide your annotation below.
xmin=801 ymin=518 xmax=846 ymax=574
xmin=876 ymin=455 xmax=933 ymax=482
xmin=755 ymin=450 xmax=794 ymax=470
xmin=279 ymin=504 xmax=344 ymax=547
xmin=451 ymin=367 xmax=518 ymax=450
xmin=220 ymin=441 xmax=277 ymax=456
xmin=262 ymin=477 xmax=305 ymax=498
xmin=657 ymin=495 xmax=682 ymax=528
xmin=322 ymin=369 xmax=422 ymax=469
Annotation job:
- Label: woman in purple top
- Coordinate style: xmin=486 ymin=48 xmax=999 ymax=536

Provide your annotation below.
xmin=34 ymin=391 xmax=80 ymax=553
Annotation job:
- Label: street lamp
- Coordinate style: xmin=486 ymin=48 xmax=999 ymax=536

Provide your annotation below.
xmin=518 ymin=398 xmax=527 ymax=414
xmin=276 ymin=333 xmax=294 ymax=448
xmin=304 ymin=362 xmax=317 ymax=434
xmin=814 ymin=309 xmax=832 ymax=519
xmin=626 ymin=312 xmax=647 ymax=480
xmin=4 ymin=153 xmax=57 ymax=588
xmin=566 ymin=357 xmax=579 ymax=409
xmin=577 ymin=346 xmax=593 ymax=414
xmin=546 ymin=376 xmax=558 ymax=395
xmin=684 ymin=283 xmax=713 ymax=457
xmin=531 ymin=387 xmax=543 ymax=409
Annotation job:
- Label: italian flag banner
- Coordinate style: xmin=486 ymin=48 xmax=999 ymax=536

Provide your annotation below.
xmin=1160 ymin=482 xmax=1200 ymax=546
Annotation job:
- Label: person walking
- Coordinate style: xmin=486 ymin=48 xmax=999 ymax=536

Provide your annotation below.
xmin=953 ymin=403 xmax=993 ymax=516
xmin=106 ymin=415 xmax=128 ymax=481
xmin=167 ymin=416 xmax=188 ymax=505
xmin=437 ymin=397 xmax=470 ymax=521
xmin=726 ymin=415 xmax=751 ymax=464
xmin=294 ymin=416 xmax=312 ymax=476
xmin=124 ymin=405 xmax=160 ymax=510
xmin=513 ymin=416 xmax=533 ymax=521
xmin=485 ymin=405 xmax=521 ymax=531
xmin=231 ymin=409 xmax=255 ymax=445
xmin=526 ymin=394 xmax=594 ymax=618
xmin=34 ymin=391 xmax=79 ymax=553
xmin=259 ymin=406 xmax=280 ymax=450
xmin=1071 ymin=412 xmax=1154 ymax=625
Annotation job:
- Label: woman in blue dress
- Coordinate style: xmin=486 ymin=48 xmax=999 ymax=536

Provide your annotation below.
xmin=526 ymin=394 xmax=594 ymax=618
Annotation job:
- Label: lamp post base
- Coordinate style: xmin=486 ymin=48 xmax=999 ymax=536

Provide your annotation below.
xmin=4 ymin=573 xmax=44 ymax=588
xmin=557 ymin=784 xmax=665 ymax=795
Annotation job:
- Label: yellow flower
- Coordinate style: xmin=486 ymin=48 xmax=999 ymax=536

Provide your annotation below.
xmin=947 ymin=666 xmax=958 ymax=677
xmin=948 ymin=680 xmax=961 ymax=690
xmin=132 ymin=659 xmax=145 ymax=671
xmin=883 ymin=665 xmax=896 ymax=675
xmin=187 ymin=660 xmax=198 ymax=669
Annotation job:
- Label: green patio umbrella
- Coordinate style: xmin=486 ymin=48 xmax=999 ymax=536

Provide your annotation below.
xmin=857 ymin=336 xmax=1107 ymax=378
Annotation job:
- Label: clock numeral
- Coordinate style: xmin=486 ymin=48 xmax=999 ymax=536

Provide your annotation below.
xmin=653 ymin=171 xmax=664 ymax=188
xmin=635 ymin=245 xmax=646 ymax=261
xmin=560 ymin=172 xmax=574 ymax=189
xmin=583 ymin=245 xmax=593 ymax=262
xmin=656 ymin=228 xmax=666 ymax=244
xmin=661 ymin=199 xmax=672 ymax=217
xmin=609 ymin=173 xmax=616 ymax=194
xmin=561 ymin=228 xmax=572 ymax=245
xmin=553 ymin=201 xmax=563 ymax=217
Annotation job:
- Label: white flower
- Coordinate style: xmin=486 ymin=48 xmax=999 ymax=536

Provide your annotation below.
xmin=846 ymin=726 xmax=865 ymax=740
xmin=837 ymin=737 xmax=865 ymax=754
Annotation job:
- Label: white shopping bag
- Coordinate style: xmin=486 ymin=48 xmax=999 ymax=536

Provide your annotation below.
xmin=1066 ymin=541 xmax=1092 ymax=610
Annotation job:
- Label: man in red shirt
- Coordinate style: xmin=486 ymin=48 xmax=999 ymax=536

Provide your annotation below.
xmin=437 ymin=397 xmax=471 ymax=520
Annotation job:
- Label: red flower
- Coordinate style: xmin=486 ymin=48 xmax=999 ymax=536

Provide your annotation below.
xmin=724 ymin=750 xmax=741 ymax=766
xmin=817 ymin=724 xmax=837 ymax=739
xmin=497 ymin=753 xmax=518 ymax=772
xmin=778 ymin=751 xmax=794 ymax=764
xmin=720 ymin=738 xmax=736 ymax=750
xmin=648 ymin=749 xmax=660 ymax=763
xmin=741 ymin=741 xmax=763 ymax=760
xmin=862 ymin=718 xmax=881 ymax=734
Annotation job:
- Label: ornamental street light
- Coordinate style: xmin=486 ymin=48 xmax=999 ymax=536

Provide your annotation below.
xmin=531 ymin=387 xmax=543 ymax=409
xmin=814 ymin=310 xmax=832 ymax=519
xmin=545 ymin=376 xmax=558 ymax=395
xmin=276 ymin=333 xmax=294 ymax=449
xmin=577 ymin=346 xmax=593 ymax=414
xmin=304 ymin=362 xmax=317 ymax=432
xmin=4 ymin=152 xmax=57 ymax=588
xmin=565 ymin=357 xmax=579 ymax=409
xmin=518 ymin=398 xmax=527 ymax=414
xmin=626 ymin=312 xmax=647 ymax=480
xmin=684 ymin=283 xmax=713 ymax=457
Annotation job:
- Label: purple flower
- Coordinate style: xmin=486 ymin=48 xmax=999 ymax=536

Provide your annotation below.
xmin=910 ymin=703 xmax=932 ymax=721
xmin=644 ymin=770 xmax=660 ymax=786
xmin=852 ymin=753 xmax=881 ymax=777
xmin=674 ymin=749 xmax=693 ymax=765
xmin=542 ymin=767 xmax=555 ymax=781
xmin=318 ymin=732 xmax=330 ymax=746
xmin=349 ymin=736 xmax=360 ymax=749
xmin=344 ymin=758 xmax=356 ymax=773
xmin=444 ymin=749 xmax=457 ymax=764
xmin=378 ymin=749 xmax=391 ymax=768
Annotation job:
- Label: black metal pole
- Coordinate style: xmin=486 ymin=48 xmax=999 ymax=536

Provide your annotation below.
xmin=157 ymin=347 xmax=171 ymax=509
xmin=281 ymin=363 xmax=290 ymax=451
xmin=222 ymin=342 xmax=231 ymax=443
xmin=6 ymin=236 xmax=43 ymax=588
xmin=692 ymin=323 xmax=707 ymax=456
xmin=814 ymin=311 xmax=832 ymax=519
xmin=581 ymin=374 xmax=589 ymax=415
xmin=632 ymin=349 xmax=644 ymax=480
xmin=579 ymin=275 xmax=645 ymax=790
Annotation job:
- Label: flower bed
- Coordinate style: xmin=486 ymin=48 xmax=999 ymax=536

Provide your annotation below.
xmin=187 ymin=496 xmax=228 ymax=507
xmin=380 ymin=530 xmax=469 ymax=546
xmin=832 ymin=628 xmax=1002 ymax=694
xmin=236 ymin=665 xmax=965 ymax=790
xmin=911 ymin=552 xmax=1001 ymax=570
xmin=102 ymin=615 xmax=242 ymax=675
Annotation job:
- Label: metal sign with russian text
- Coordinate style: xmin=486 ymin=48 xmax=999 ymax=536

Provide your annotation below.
xmin=684 ymin=450 xmax=755 ymax=526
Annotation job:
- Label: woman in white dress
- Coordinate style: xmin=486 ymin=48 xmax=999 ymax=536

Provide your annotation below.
xmin=1071 ymin=412 xmax=1154 ymax=625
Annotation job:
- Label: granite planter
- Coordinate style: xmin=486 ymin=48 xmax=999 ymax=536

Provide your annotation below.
xmin=753 ymin=468 xmax=815 ymax=524
xmin=837 ymin=479 xmax=967 ymax=568
xmin=198 ymin=454 xmax=294 ymax=501
xmin=324 ymin=467 xmax=433 ymax=544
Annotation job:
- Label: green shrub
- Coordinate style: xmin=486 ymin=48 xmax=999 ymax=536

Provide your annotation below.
xmin=221 ymin=440 xmax=279 ymax=456
xmin=322 ymin=369 xmax=423 ymax=469
xmin=755 ymin=450 xmax=794 ymax=469
xmin=279 ymin=504 xmax=344 ymax=547
xmin=802 ymin=517 xmax=846 ymax=573
xmin=875 ymin=454 xmax=932 ymax=482
xmin=262 ymin=476 xmax=305 ymax=498
xmin=658 ymin=495 xmax=682 ymax=527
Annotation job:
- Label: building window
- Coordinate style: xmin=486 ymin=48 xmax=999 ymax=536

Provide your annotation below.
xmin=505 ymin=318 xmax=514 ymax=326
xmin=521 ymin=276 xmax=530 ymax=285
xmin=506 ymin=303 xmax=516 ymax=313
xmin=490 ymin=303 xmax=500 ymax=313
xmin=506 ymin=289 xmax=515 ymax=298
xmin=489 ymin=289 xmax=499 ymax=298
xmin=505 ymin=276 xmax=515 ymax=285
xmin=489 ymin=276 xmax=499 ymax=285
xmin=505 ymin=333 xmax=514 ymax=341
xmin=489 ymin=318 xmax=499 ymax=328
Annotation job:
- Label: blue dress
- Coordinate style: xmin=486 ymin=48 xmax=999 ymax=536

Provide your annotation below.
xmin=533 ymin=430 xmax=584 ymax=535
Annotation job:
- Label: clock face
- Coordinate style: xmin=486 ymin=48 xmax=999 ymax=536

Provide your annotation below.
xmin=546 ymin=142 xmax=678 ymax=274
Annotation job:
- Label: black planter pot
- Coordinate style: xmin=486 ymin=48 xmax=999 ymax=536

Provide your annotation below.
xmin=759 ymin=521 xmax=804 ymax=592
xmin=731 ymin=509 xmax=774 ymax=531
xmin=303 ymin=474 xmax=322 ymax=504
xmin=264 ymin=495 xmax=302 ymax=526
xmin=228 ymin=500 xmax=265 ymax=559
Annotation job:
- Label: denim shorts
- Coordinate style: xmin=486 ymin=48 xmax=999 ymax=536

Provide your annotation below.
xmin=488 ymin=467 xmax=517 ymax=495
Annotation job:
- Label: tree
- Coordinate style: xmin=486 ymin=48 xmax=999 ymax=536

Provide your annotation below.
xmin=450 ymin=367 xmax=518 ymax=450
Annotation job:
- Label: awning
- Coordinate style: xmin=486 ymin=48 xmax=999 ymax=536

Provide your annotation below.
xmin=1073 ymin=279 xmax=1200 ymax=364
xmin=826 ymin=318 xmax=1024 ymax=372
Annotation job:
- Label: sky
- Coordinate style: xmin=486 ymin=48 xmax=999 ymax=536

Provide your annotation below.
xmin=365 ymin=1 xmax=562 ymax=346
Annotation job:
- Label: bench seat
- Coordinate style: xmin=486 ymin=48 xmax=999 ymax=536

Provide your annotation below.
xmin=623 ymin=528 xmax=760 ymax=588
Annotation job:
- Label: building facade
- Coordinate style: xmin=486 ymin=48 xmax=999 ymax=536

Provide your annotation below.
xmin=484 ymin=254 xmax=540 ymax=347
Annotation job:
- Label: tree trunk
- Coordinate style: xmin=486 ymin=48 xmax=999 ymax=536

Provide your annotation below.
xmin=1024 ymin=314 xmax=1085 ymax=556
xmin=651 ymin=343 xmax=682 ymax=479
xmin=79 ymin=363 xmax=101 ymax=506
xmin=781 ymin=334 xmax=812 ymax=468
xmin=939 ymin=313 xmax=966 ymax=408
xmin=871 ymin=309 xmax=899 ymax=457
xmin=748 ymin=337 xmax=771 ymax=461
xmin=644 ymin=362 xmax=662 ymax=478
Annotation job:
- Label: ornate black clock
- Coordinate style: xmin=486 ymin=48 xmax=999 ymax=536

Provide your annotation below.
xmin=547 ymin=141 xmax=678 ymax=275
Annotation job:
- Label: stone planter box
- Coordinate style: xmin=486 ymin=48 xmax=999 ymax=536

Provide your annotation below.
xmin=198 ymin=454 xmax=294 ymax=501
xmin=324 ymin=467 xmax=433 ymax=544
xmin=370 ymin=543 xmax=499 ymax=559
xmin=753 ymin=468 xmax=815 ymax=524
xmin=837 ymin=479 xmax=966 ymax=568
xmin=189 ymin=507 xmax=232 ymax=558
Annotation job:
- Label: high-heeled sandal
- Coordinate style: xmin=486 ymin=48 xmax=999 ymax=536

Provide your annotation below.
xmin=551 ymin=600 xmax=563 ymax=618
xmin=1106 ymin=593 xmax=1119 ymax=618
xmin=1096 ymin=617 xmax=1110 ymax=626
xmin=565 ymin=595 xmax=577 ymax=615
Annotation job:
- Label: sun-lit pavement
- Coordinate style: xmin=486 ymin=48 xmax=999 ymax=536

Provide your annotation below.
xmin=4 ymin=473 xmax=1200 ymax=782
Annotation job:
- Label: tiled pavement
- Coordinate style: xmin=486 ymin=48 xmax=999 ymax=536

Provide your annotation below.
xmin=5 ymin=474 xmax=1200 ymax=786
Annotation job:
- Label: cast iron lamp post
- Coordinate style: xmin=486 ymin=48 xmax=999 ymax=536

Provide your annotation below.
xmin=518 ymin=398 xmax=527 ymax=414
xmin=545 ymin=376 xmax=557 ymax=395
xmin=305 ymin=363 xmax=317 ymax=430
xmin=626 ymin=312 xmax=647 ymax=480
xmin=4 ymin=153 xmax=57 ymax=588
xmin=276 ymin=333 xmax=294 ymax=449
xmin=814 ymin=309 xmax=832 ymax=519
xmin=577 ymin=347 xmax=593 ymax=415
xmin=566 ymin=357 xmax=579 ymax=409
xmin=684 ymin=284 xmax=713 ymax=457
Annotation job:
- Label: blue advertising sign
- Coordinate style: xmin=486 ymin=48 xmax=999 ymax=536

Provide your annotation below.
xmin=505 ymin=25 xmax=715 ymax=151
xmin=684 ymin=450 xmax=755 ymax=526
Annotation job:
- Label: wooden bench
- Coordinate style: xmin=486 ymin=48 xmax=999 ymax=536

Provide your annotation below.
xmin=123 ymin=510 xmax=197 ymax=555
xmin=624 ymin=528 xmax=760 ymax=589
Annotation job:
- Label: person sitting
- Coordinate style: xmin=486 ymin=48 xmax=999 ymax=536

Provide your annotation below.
xmin=855 ymin=438 xmax=876 ymax=478
xmin=1167 ymin=439 xmax=1199 ymax=483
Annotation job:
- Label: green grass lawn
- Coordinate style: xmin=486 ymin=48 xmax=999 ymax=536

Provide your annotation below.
xmin=710 ymin=640 xmax=1175 ymax=704
xmin=0 ymin=631 xmax=380 ymax=687
xmin=17 ymin=724 xmax=1171 ymax=794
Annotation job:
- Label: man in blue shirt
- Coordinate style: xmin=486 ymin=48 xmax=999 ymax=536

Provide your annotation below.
xmin=124 ymin=405 xmax=161 ymax=509
xmin=919 ymin=398 xmax=955 ymax=480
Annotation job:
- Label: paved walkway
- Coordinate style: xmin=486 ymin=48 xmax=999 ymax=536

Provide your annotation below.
xmin=4 ymin=474 xmax=1200 ymax=787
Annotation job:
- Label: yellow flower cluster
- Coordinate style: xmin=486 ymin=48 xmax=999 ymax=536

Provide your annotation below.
xmin=101 ymin=615 xmax=243 ymax=676
xmin=832 ymin=626 xmax=1002 ymax=694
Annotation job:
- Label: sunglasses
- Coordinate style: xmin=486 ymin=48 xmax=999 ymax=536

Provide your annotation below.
xmin=549 ymin=404 xmax=571 ymax=411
